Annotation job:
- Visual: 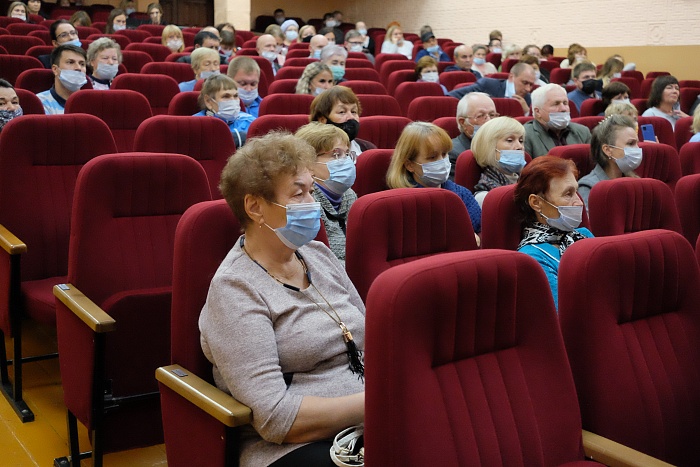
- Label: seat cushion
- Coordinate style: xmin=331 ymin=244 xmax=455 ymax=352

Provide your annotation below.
xmin=21 ymin=275 xmax=67 ymax=326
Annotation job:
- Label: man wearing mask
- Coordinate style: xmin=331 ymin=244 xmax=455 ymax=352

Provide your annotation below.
xmin=228 ymin=56 xmax=262 ymax=118
xmin=567 ymin=61 xmax=601 ymax=112
xmin=344 ymin=30 xmax=374 ymax=64
xmin=449 ymin=62 xmax=536 ymax=116
xmin=37 ymin=44 xmax=87 ymax=115
xmin=524 ymin=83 xmax=591 ymax=158
xmin=38 ymin=20 xmax=81 ymax=68
xmin=273 ymin=8 xmax=285 ymax=25
xmin=415 ymin=31 xmax=450 ymax=62
xmin=444 ymin=45 xmax=482 ymax=78
xmin=448 ymin=93 xmax=497 ymax=180
xmin=176 ymin=30 xmax=221 ymax=64
xmin=309 ymin=34 xmax=329 ymax=59
xmin=256 ymin=34 xmax=282 ymax=75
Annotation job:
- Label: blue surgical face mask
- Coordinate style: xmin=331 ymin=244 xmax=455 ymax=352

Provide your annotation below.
xmin=199 ymin=70 xmax=220 ymax=80
xmin=497 ymin=149 xmax=526 ymax=174
xmin=315 ymin=155 xmax=356 ymax=195
xmin=330 ymin=65 xmax=345 ymax=82
xmin=94 ymin=62 xmax=118 ymax=81
xmin=539 ymin=196 xmax=583 ymax=232
xmin=113 ymin=24 xmax=126 ymax=31
xmin=125 ymin=8 xmax=135 ymax=15
xmin=426 ymin=45 xmax=439 ymax=54
xmin=473 ymin=57 xmax=485 ymax=66
xmin=58 ymin=69 xmax=87 ymax=92
xmin=216 ymin=98 xmax=240 ymax=121
xmin=64 ymin=39 xmax=82 ymax=48
xmin=266 ymin=201 xmax=322 ymax=250
xmin=237 ymin=87 xmax=258 ymax=104
xmin=357 ymin=28 xmax=367 ymax=36
xmin=609 ymin=145 xmax=643 ymax=173
xmin=504 ymin=79 xmax=516 ymax=98
xmin=417 ymin=156 xmax=450 ymax=187
xmin=312 ymin=49 xmax=322 ymax=59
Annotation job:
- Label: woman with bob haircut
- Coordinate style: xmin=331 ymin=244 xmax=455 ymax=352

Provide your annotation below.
xmin=200 ymin=131 xmax=365 ymax=467
xmin=105 ymin=8 xmax=127 ymax=34
xmin=387 ymin=121 xmax=482 ymax=235
xmin=600 ymin=81 xmax=631 ymax=113
xmin=295 ymin=122 xmax=357 ymax=263
xmin=380 ymin=25 xmax=414 ymax=59
xmin=179 ymin=47 xmax=220 ymax=92
xmin=642 ymin=75 xmax=688 ymax=129
xmin=162 ymin=24 xmax=185 ymax=53
xmin=415 ymin=56 xmax=448 ymax=94
xmin=514 ymin=155 xmax=593 ymax=309
xmin=470 ymin=116 xmax=526 ymax=206
xmin=309 ymin=86 xmax=376 ymax=156
xmin=296 ymin=62 xmax=334 ymax=96
xmin=577 ymin=114 xmax=641 ymax=209
xmin=86 ymin=37 xmax=122 ymax=89
xmin=194 ymin=74 xmax=255 ymax=148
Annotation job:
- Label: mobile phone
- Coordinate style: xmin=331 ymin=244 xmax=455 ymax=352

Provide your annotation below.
xmin=641 ymin=124 xmax=656 ymax=142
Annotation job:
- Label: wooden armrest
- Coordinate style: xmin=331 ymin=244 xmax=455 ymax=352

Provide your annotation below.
xmin=0 ymin=224 xmax=27 ymax=255
xmin=53 ymin=284 xmax=116 ymax=333
xmin=156 ymin=364 xmax=252 ymax=428
xmin=582 ymin=430 xmax=674 ymax=467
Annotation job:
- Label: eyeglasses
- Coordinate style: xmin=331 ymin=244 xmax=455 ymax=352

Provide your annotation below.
xmin=317 ymin=148 xmax=357 ymax=162
xmin=57 ymin=30 xmax=79 ymax=40
xmin=347 ymin=41 xmax=363 ymax=46
xmin=467 ymin=112 xmax=499 ymax=123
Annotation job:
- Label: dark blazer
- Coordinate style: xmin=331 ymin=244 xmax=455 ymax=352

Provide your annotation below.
xmin=448 ymin=77 xmax=532 ymax=108
xmin=523 ymin=119 xmax=592 ymax=158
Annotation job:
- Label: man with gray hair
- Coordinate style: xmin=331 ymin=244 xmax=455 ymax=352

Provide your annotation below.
xmin=320 ymin=44 xmax=348 ymax=83
xmin=448 ymin=92 xmax=497 ymax=180
xmin=524 ymin=83 xmax=591 ymax=158
xmin=309 ymin=34 xmax=329 ymax=59
xmin=448 ymin=62 xmax=536 ymax=116
xmin=344 ymin=29 xmax=374 ymax=64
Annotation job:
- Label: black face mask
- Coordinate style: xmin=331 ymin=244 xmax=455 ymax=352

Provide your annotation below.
xmin=327 ymin=118 xmax=359 ymax=141
xmin=581 ymin=78 xmax=598 ymax=95
xmin=302 ymin=35 xmax=312 ymax=43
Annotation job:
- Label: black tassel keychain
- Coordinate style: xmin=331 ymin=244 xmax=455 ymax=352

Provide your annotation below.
xmin=340 ymin=322 xmax=365 ymax=381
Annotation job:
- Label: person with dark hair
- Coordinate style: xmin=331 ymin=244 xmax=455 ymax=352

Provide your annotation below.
xmin=600 ymin=81 xmax=631 ymax=113
xmin=273 ymin=8 xmax=285 ymax=25
xmin=105 ymin=8 xmax=127 ymax=34
xmin=541 ymin=44 xmax=554 ymax=60
xmin=642 ymin=75 xmax=688 ymax=129
xmin=567 ymin=61 xmax=601 ymax=112
xmin=69 ymin=10 xmax=91 ymax=28
xmin=38 ymin=20 xmax=81 ymax=68
xmin=27 ymin=0 xmax=49 ymax=20
xmin=146 ymin=2 xmax=166 ymax=25
xmin=36 ymin=44 xmax=87 ymax=114
xmin=318 ymin=26 xmax=344 ymax=45
xmin=514 ymin=156 xmax=593 ymax=309
xmin=520 ymin=55 xmax=547 ymax=85
xmin=176 ymin=31 xmax=221 ymax=64
xmin=0 ymin=79 xmax=23 ymax=133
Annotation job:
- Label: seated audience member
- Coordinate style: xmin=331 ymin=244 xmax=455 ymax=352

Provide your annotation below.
xmin=39 ymin=20 xmax=81 ymax=69
xmin=147 ymin=2 xmax=167 ymax=25
xmin=202 ymin=26 xmax=222 ymax=39
xmin=228 ymin=56 xmax=262 ymax=118
xmin=299 ymin=25 xmax=316 ymax=42
xmin=387 ymin=121 xmax=482 ymax=237
xmin=87 ymin=38 xmax=122 ymax=90
xmin=27 ymin=0 xmax=48 ymax=20
xmin=605 ymin=101 xmax=639 ymax=121
xmin=318 ymin=26 xmax=344 ymax=46
xmin=501 ymin=44 xmax=521 ymax=62
xmin=559 ymin=43 xmax=589 ymax=69
xmin=449 ymin=62 xmax=536 ymax=116
xmin=567 ymin=61 xmax=601 ymax=112
xmin=120 ymin=0 xmax=138 ymax=27
xmin=522 ymin=44 xmax=550 ymax=82
xmin=216 ymin=22 xmax=236 ymax=36
xmin=273 ymin=8 xmax=286 ymax=25
xmin=37 ymin=45 xmax=87 ymax=115
xmin=0 ymin=79 xmax=23 ymax=133
xmin=642 ymin=75 xmax=688 ymax=130
xmin=415 ymin=31 xmax=450 ymax=62
xmin=577 ymin=115 xmax=641 ymax=208
xmin=70 ymin=10 xmax=92 ymax=28
xmin=541 ymin=44 xmax=554 ymax=61
xmin=344 ymin=30 xmax=374 ymax=64
xmin=7 ymin=1 xmax=27 ymax=21
xmin=296 ymin=62 xmax=334 ymax=96
xmin=179 ymin=47 xmax=221 ymax=92
xmin=105 ymin=8 xmax=127 ymax=34
xmin=310 ymin=86 xmax=377 ymax=156
xmin=257 ymin=34 xmax=283 ymax=75
xmin=333 ymin=10 xmax=344 ymax=24
xmin=488 ymin=38 xmax=502 ymax=54
xmin=514 ymin=156 xmax=593 ymax=309
xmin=600 ymin=81 xmax=631 ymax=114
xmin=162 ymin=25 xmax=185 ymax=53
xmin=690 ymin=106 xmax=700 ymax=143
xmin=419 ymin=25 xmax=433 ymax=37
xmin=280 ymin=19 xmax=299 ymax=47
xmin=381 ymin=25 xmax=414 ymax=60
xmin=415 ymin=56 xmax=448 ymax=95
xmin=320 ymin=45 xmax=348 ymax=84
xmin=445 ymin=45 xmax=481 ymax=78
xmin=295 ymin=122 xmax=357 ymax=263
xmin=201 ymin=131 xmax=365 ymax=467
xmin=598 ymin=56 xmax=624 ymax=87
xmin=471 ymin=44 xmax=499 ymax=77
xmin=194 ymin=74 xmax=254 ymax=148
xmin=219 ymin=31 xmax=236 ymax=63
xmin=489 ymin=30 xmax=502 ymax=43
xmin=309 ymin=34 xmax=329 ymax=59
xmin=176 ymin=31 xmax=222 ymax=64
xmin=525 ymin=83 xmax=592 ymax=157
xmin=520 ymin=55 xmax=547 ymax=86
xmin=471 ymin=116 xmax=526 ymax=206
xmin=354 ymin=22 xmax=375 ymax=56
xmin=448 ymin=92 xmax=497 ymax=179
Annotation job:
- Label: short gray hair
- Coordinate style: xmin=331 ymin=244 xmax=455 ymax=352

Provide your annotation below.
xmin=531 ymin=83 xmax=565 ymax=110
xmin=344 ymin=29 xmax=361 ymax=42
xmin=320 ymin=44 xmax=348 ymax=62
xmin=86 ymin=37 xmax=122 ymax=64
xmin=456 ymin=92 xmax=491 ymax=125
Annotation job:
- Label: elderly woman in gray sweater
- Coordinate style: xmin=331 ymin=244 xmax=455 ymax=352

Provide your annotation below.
xmin=199 ymin=131 xmax=365 ymax=467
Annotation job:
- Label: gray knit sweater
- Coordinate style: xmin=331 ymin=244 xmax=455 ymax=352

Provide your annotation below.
xmin=199 ymin=238 xmax=366 ymax=467
xmin=313 ymin=188 xmax=357 ymax=264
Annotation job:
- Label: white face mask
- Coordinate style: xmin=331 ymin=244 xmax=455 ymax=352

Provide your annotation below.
xmin=167 ymin=39 xmax=183 ymax=51
xmin=417 ymin=157 xmax=450 ymax=187
xmin=216 ymin=98 xmax=240 ymax=121
xmin=539 ymin=197 xmax=583 ymax=232
xmin=609 ymin=146 xmax=643 ymax=173
xmin=547 ymin=111 xmax=571 ymax=130
xmin=534 ymin=70 xmax=541 ymax=81
xmin=58 ymin=69 xmax=87 ymax=92
xmin=349 ymin=44 xmax=363 ymax=53
xmin=421 ymin=71 xmax=439 ymax=83
xmin=237 ymin=87 xmax=258 ymax=104
xmin=285 ymin=30 xmax=298 ymax=41
xmin=94 ymin=62 xmax=119 ymax=81
xmin=113 ymin=24 xmax=127 ymax=31
xmin=12 ymin=13 xmax=26 ymax=20
xmin=199 ymin=70 xmax=220 ymax=80
xmin=261 ymin=50 xmax=277 ymax=62
xmin=313 ymin=87 xmax=326 ymax=96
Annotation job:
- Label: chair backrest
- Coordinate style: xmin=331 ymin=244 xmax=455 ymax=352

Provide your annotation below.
xmin=0 ymin=114 xmax=116 ymax=282
xmin=65 ymin=89 xmax=153 ymax=152
xmin=637 ymin=141 xmax=682 ymax=189
xmin=492 ymin=97 xmax=525 ymax=117
xmin=639 ymin=77 xmax=654 ymax=99
xmin=680 ymin=141 xmax=700 ymax=176
xmin=25 ymin=44 xmax=54 ymax=58
xmin=351 ymin=148 xmax=393 ymax=197
xmin=111 ymin=73 xmax=180 ymax=116
xmin=579 ymin=98 xmax=605 ymax=117
xmin=501 ymin=57 xmax=519 ymax=73
xmin=346 ymin=188 xmax=478 ymax=300
xmin=680 ymin=80 xmax=700 ymax=89
xmin=356 ymin=94 xmax=402 ymax=117
xmin=621 ymin=70 xmax=644 ymax=82
xmin=14 ymin=88 xmax=45 ymax=114
xmin=134 ymin=115 xmax=236 ymax=199
xmin=675 ymin=117 xmax=694 ymax=151
xmin=137 ymin=24 xmax=166 ymax=36
xmin=0 ymin=54 xmax=43 ymax=86
xmin=374 ymin=52 xmax=408 ymax=71
xmin=674 ymin=174 xmax=700 ymax=246
xmin=588 ymin=177 xmax=682 ymax=236
xmin=14 ymin=68 xmax=54 ymax=94
xmin=247 ymin=55 xmax=274 ymax=84
xmin=86 ymin=33 xmax=132 ymax=50
xmin=406 ymin=96 xmax=458 ymax=122
xmin=286 ymin=48 xmax=310 ymax=58
xmin=167 ymin=91 xmax=200 ymax=116
xmin=439 ymin=70 xmax=477 ymax=91
xmin=120 ymin=49 xmax=153 ymax=73
xmin=27 ymin=29 xmax=52 ymax=45
xmin=571 ymin=116 xmax=604 ymax=133
xmin=550 ymin=67 xmax=571 ymax=85
xmin=558 ymin=229 xmax=700 ymax=466
xmin=637 ymin=116 xmax=675 ymax=148
xmin=340 ymin=80 xmax=388 ymax=95
xmin=258 ymin=93 xmax=314 ymax=116
xmin=125 ymin=42 xmax=172 ymax=62
xmin=631 ymin=98 xmax=649 ymax=115
xmin=346 ymin=57 xmax=373 ymax=68
xmin=246 ymin=114 xmax=310 ymax=139
xmin=646 ymin=71 xmax=670 ymax=79
xmin=140 ymin=61 xmax=195 ymax=85
xmin=266 ymin=78 xmax=298 ymax=94
xmin=454 ymin=150 xmax=481 ymax=192
xmin=283 ymin=57 xmax=317 ymax=67
xmin=0 ymin=35 xmax=44 ymax=55
xmin=433 ymin=116 xmax=460 ymax=138
xmin=680 ymin=87 xmax=700 ymax=114
xmin=385 ymin=69 xmax=416 ymax=94
xmin=610 ymin=77 xmax=641 ymax=99
xmin=273 ymin=65 xmax=305 ymax=81
xmin=343 ymin=67 xmax=380 ymax=82
xmin=547 ymin=144 xmax=596 ymax=180
xmin=485 ymin=52 xmax=501 ymax=68
xmin=357 ymin=115 xmax=411 ymax=149
xmin=394 ymin=81 xmax=444 ymax=116
xmin=115 ymin=28 xmax=151 ymax=43
xmin=75 ymin=26 xmax=101 ymax=39
xmin=7 ymin=22 xmax=46 ymax=35
xmin=378 ymin=59 xmax=415 ymax=85
xmin=366 ymin=249 xmax=586 ymax=466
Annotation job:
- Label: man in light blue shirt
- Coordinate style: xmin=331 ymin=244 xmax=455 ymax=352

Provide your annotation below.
xmin=36 ymin=44 xmax=87 ymax=115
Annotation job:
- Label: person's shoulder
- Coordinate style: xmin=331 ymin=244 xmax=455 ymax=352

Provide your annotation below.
xmin=444 ymin=65 xmax=459 ymax=72
xmin=641 ymin=107 xmax=656 ymax=117
xmin=443 ymin=179 xmax=471 ymax=195
xmin=193 ymin=110 xmax=206 ymax=117
xmin=569 ymin=121 xmax=591 ymax=134
xmin=523 ymin=119 xmax=538 ymax=130
xmin=238 ymin=112 xmax=256 ymax=122
xmin=301 ymin=240 xmax=346 ymax=273
xmin=576 ymin=227 xmax=594 ymax=238
xmin=689 ymin=133 xmax=700 ymax=143
xmin=36 ymin=89 xmax=51 ymax=99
